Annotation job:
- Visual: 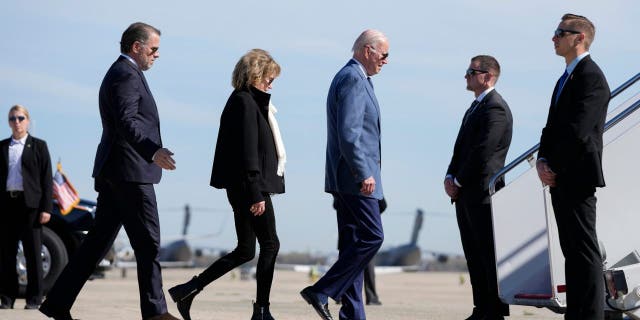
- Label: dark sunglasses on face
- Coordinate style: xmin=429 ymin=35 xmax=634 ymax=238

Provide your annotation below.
xmin=368 ymin=46 xmax=389 ymax=60
xmin=466 ymin=68 xmax=489 ymax=76
xmin=139 ymin=41 xmax=159 ymax=54
xmin=554 ymin=28 xmax=581 ymax=38
xmin=9 ymin=116 xmax=26 ymax=122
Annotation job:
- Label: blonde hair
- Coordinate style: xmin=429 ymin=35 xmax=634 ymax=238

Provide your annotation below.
xmin=8 ymin=104 xmax=30 ymax=120
xmin=231 ymin=49 xmax=281 ymax=89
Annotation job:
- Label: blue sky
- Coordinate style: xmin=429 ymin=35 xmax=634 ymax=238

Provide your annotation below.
xmin=1 ymin=1 xmax=638 ymax=255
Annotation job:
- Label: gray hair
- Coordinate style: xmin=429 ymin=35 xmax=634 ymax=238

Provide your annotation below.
xmin=352 ymin=29 xmax=387 ymax=55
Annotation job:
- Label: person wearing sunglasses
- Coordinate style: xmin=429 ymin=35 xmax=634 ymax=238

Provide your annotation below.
xmin=300 ymin=29 xmax=388 ymax=320
xmin=40 ymin=22 xmax=178 ymax=320
xmin=445 ymin=55 xmax=512 ymax=320
xmin=0 ymin=104 xmax=53 ymax=311
xmin=537 ymin=14 xmax=610 ymax=320
xmin=169 ymin=49 xmax=285 ymax=320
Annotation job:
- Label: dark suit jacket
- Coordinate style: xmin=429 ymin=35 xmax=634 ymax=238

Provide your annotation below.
xmin=447 ymin=90 xmax=513 ymax=201
xmin=0 ymin=135 xmax=53 ymax=212
xmin=210 ymin=86 xmax=285 ymax=204
xmin=538 ymin=56 xmax=610 ymax=188
xmin=92 ymin=56 xmax=163 ymax=185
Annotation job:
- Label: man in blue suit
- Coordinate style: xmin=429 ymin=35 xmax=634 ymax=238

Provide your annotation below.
xmin=301 ymin=29 xmax=389 ymax=320
xmin=40 ymin=22 xmax=178 ymax=320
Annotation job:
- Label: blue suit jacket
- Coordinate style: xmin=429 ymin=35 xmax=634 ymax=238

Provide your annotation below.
xmin=92 ymin=56 xmax=163 ymax=185
xmin=325 ymin=59 xmax=383 ymax=199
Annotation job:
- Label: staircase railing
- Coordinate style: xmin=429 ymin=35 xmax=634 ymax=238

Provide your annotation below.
xmin=489 ymin=72 xmax=640 ymax=195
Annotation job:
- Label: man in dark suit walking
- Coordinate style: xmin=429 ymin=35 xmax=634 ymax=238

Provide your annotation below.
xmin=445 ymin=55 xmax=512 ymax=320
xmin=537 ymin=14 xmax=610 ymax=320
xmin=39 ymin=22 xmax=178 ymax=320
xmin=300 ymin=29 xmax=388 ymax=320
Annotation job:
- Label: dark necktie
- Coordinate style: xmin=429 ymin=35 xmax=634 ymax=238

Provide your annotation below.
xmin=554 ymin=70 xmax=569 ymax=104
xmin=367 ymin=76 xmax=374 ymax=90
xmin=462 ymin=100 xmax=479 ymax=126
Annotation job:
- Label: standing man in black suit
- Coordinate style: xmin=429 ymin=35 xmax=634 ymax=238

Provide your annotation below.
xmin=537 ymin=14 xmax=610 ymax=320
xmin=0 ymin=105 xmax=52 ymax=310
xmin=445 ymin=55 xmax=512 ymax=320
xmin=39 ymin=22 xmax=178 ymax=320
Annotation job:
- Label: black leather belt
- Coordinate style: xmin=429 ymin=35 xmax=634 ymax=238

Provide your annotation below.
xmin=7 ymin=190 xmax=23 ymax=198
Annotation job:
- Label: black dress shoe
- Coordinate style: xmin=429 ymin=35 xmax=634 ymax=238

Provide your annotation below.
xmin=25 ymin=303 xmax=41 ymax=309
xmin=39 ymin=302 xmax=74 ymax=320
xmin=0 ymin=295 xmax=14 ymax=309
xmin=300 ymin=286 xmax=333 ymax=320
xmin=366 ymin=300 xmax=382 ymax=305
xmin=168 ymin=276 xmax=201 ymax=320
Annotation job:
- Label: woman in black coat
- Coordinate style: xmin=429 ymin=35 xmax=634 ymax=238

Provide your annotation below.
xmin=0 ymin=105 xmax=52 ymax=310
xmin=169 ymin=49 xmax=285 ymax=320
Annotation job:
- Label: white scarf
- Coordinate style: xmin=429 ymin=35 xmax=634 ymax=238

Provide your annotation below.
xmin=268 ymin=101 xmax=286 ymax=176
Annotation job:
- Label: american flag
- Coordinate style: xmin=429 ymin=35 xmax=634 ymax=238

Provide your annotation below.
xmin=53 ymin=162 xmax=80 ymax=215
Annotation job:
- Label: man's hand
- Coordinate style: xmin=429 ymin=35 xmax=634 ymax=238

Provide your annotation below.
xmin=153 ymin=148 xmax=176 ymax=170
xmin=250 ymin=201 xmax=266 ymax=216
xmin=40 ymin=212 xmax=51 ymax=224
xmin=536 ymin=160 xmax=556 ymax=187
xmin=444 ymin=177 xmax=459 ymax=200
xmin=360 ymin=176 xmax=376 ymax=196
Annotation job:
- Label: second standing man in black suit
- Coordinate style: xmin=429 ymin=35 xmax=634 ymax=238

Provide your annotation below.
xmin=537 ymin=14 xmax=610 ymax=320
xmin=445 ymin=55 xmax=512 ymax=320
xmin=40 ymin=22 xmax=178 ymax=320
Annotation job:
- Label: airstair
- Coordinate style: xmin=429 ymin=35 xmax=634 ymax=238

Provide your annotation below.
xmin=489 ymin=72 xmax=640 ymax=317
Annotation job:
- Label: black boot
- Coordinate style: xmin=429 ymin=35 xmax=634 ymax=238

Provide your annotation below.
xmin=251 ymin=302 xmax=275 ymax=320
xmin=168 ymin=276 xmax=201 ymax=320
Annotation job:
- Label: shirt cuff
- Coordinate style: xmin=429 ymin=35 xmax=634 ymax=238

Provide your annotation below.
xmin=445 ymin=175 xmax=462 ymax=187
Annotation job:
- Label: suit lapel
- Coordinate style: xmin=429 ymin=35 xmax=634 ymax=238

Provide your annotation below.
xmin=21 ymin=135 xmax=34 ymax=168
xmin=554 ymin=55 xmax=591 ymax=108
xmin=1 ymin=139 xmax=9 ymax=168
xmin=120 ymin=56 xmax=153 ymax=96
xmin=348 ymin=61 xmax=381 ymax=130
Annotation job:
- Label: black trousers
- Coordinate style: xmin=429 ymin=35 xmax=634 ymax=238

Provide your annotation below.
xmin=550 ymin=184 xmax=603 ymax=320
xmin=455 ymin=191 xmax=508 ymax=318
xmin=0 ymin=193 xmax=43 ymax=304
xmin=196 ymin=188 xmax=279 ymax=305
xmin=41 ymin=178 xmax=167 ymax=319
xmin=363 ymin=260 xmax=379 ymax=304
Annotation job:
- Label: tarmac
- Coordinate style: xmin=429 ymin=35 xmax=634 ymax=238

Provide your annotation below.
xmin=3 ymin=267 xmax=565 ymax=320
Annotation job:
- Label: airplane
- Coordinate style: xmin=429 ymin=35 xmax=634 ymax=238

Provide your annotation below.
xmin=374 ymin=209 xmax=424 ymax=267
xmin=276 ymin=208 xmax=445 ymax=276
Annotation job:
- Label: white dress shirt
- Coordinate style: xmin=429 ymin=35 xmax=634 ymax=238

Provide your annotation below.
xmin=6 ymin=134 xmax=28 ymax=191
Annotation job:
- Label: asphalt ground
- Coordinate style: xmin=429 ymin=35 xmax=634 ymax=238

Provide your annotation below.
xmin=4 ymin=268 xmax=565 ymax=319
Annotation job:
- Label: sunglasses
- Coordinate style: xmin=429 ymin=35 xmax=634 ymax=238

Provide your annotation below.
xmin=368 ymin=46 xmax=389 ymax=60
xmin=8 ymin=116 xmax=26 ymax=122
xmin=554 ymin=28 xmax=581 ymax=38
xmin=139 ymin=41 xmax=159 ymax=54
xmin=466 ymin=68 xmax=489 ymax=76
